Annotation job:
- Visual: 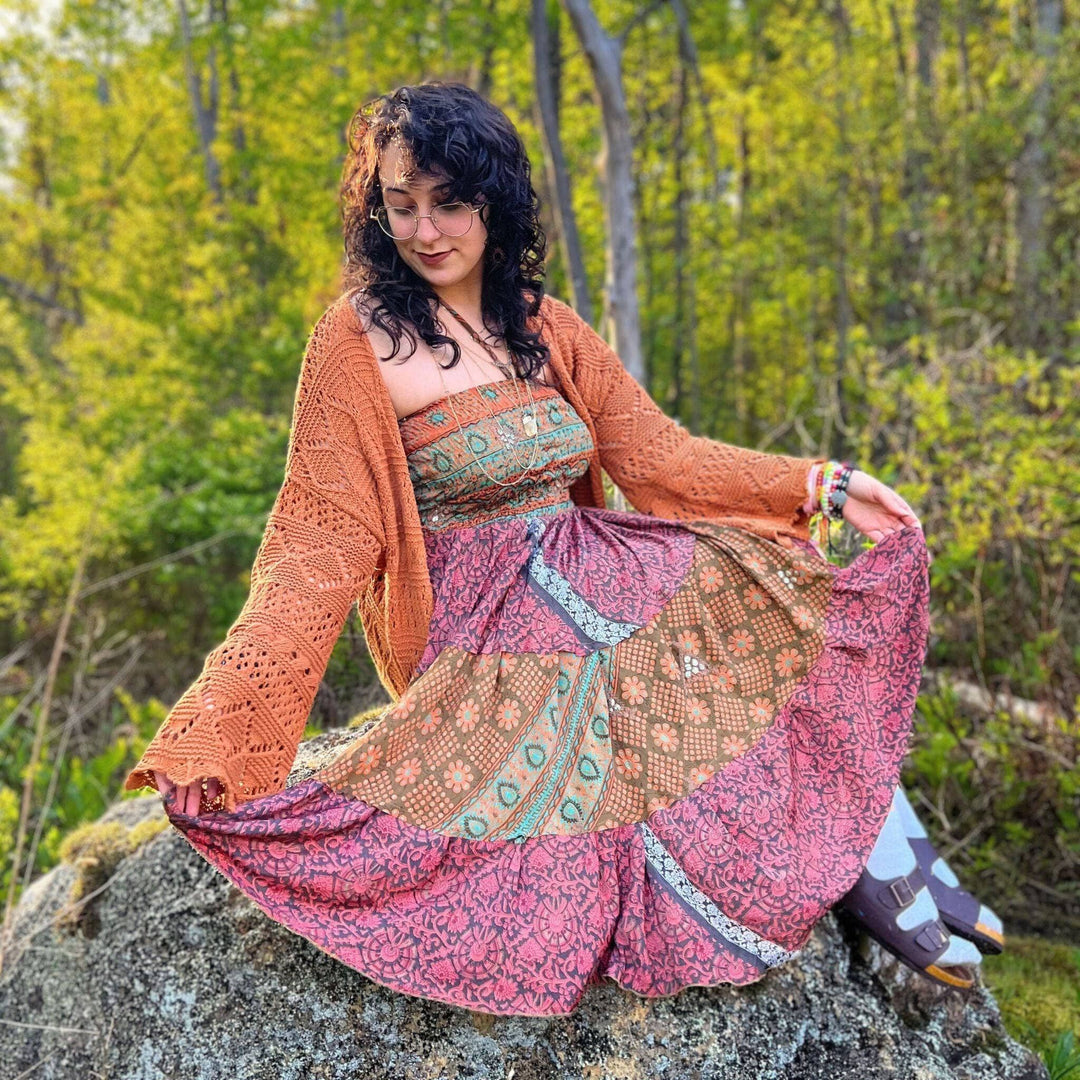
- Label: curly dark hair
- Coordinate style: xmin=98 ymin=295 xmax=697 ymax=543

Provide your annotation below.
xmin=339 ymin=81 xmax=550 ymax=379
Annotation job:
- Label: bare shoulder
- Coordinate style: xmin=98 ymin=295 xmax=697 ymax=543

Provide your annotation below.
xmin=346 ymin=288 xmax=407 ymax=363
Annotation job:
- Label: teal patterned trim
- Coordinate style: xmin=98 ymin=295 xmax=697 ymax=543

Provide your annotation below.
xmin=526 ymin=522 xmax=640 ymax=646
xmin=639 ymin=821 xmax=799 ymax=968
xmin=507 ymin=651 xmax=601 ymax=842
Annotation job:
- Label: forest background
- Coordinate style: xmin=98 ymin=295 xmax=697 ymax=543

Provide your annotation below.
xmin=0 ymin=0 xmax=1076 ymax=1067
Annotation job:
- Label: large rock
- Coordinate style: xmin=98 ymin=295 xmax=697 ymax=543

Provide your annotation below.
xmin=0 ymin=729 xmax=1047 ymax=1080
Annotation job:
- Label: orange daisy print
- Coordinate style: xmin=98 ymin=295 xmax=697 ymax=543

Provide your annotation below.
xmin=395 ymin=757 xmax=422 ymax=785
xmin=698 ymin=565 xmax=723 ymax=592
xmin=651 ymin=722 xmax=680 ymax=752
xmin=713 ymin=665 xmax=737 ymax=692
xmin=390 ymin=690 xmax=419 ymax=719
xmin=690 ymin=763 xmax=716 ymax=785
xmin=456 ymin=698 xmax=481 ymax=732
xmin=749 ymin=697 xmax=774 ymax=723
xmin=744 ymin=585 xmax=770 ymax=610
xmin=621 ymin=675 xmax=648 ymax=705
xmin=745 ymin=553 xmax=768 ymax=574
xmin=354 ymin=744 xmax=382 ymax=774
xmin=497 ymin=699 xmax=521 ymax=730
xmin=686 ymin=696 xmax=711 ymax=725
xmin=721 ymin=734 xmax=749 ymax=757
xmin=444 ymin=759 xmax=474 ymax=793
xmin=775 ymin=648 xmax=803 ymax=675
xmin=419 ymin=707 xmax=443 ymax=734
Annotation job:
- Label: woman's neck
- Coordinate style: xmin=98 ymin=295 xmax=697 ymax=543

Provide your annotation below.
xmin=432 ymin=264 xmax=484 ymax=325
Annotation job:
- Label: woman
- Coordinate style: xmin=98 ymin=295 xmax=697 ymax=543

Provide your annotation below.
xmin=124 ymin=81 xmax=1003 ymax=1016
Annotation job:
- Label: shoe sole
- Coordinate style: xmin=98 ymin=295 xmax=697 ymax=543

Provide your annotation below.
xmin=938 ymin=914 xmax=1005 ymax=956
xmin=833 ymin=864 xmax=980 ymax=989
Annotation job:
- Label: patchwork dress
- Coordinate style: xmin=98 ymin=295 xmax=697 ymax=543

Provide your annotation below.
xmin=163 ymin=378 xmax=930 ymax=1017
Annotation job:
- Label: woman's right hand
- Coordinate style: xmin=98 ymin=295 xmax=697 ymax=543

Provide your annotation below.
xmin=153 ymin=770 xmax=222 ymax=816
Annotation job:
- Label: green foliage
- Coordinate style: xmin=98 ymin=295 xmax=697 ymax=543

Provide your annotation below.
xmin=905 ymin=683 xmax=1080 ymax=936
xmin=1047 ymin=1033 xmax=1080 ymax=1080
xmin=0 ymin=0 xmax=1077 ymax=1054
xmin=862 ymin=343 xmax=1079 ymax=711
xmin=982 ymin=935 xmax=1080 ymax=1074
xmin=0 ymin=689 xmax=170 ymax=909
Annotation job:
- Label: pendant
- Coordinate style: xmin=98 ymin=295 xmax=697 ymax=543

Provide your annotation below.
xmin=521 ymin=411 xmax=537 ymax=437
xmin=496 ymin=418 xmax=518 ymax=447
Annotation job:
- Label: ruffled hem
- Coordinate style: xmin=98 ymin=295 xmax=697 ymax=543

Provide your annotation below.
xmin=161 ymin=527 xmax=929 ymax=1016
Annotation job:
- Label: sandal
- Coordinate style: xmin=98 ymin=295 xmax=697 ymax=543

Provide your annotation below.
xmin=839 ymin=862 xmax=978 ymax=989
xmin=907 ymin=835 xmax=1005 ymax=955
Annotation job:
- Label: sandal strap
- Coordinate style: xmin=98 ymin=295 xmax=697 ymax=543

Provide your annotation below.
xmin=840 ymin=862 xmax=953 ymax=967
xmin=914 ymin=921 xmax=951 ymax=953
xmin=876 ymin=873 xmax=918 ymax=910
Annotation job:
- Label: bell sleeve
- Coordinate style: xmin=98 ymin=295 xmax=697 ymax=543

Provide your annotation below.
xmin=123 ymin=308 xmax=385 ymax=814
xmin=566 ymin=307 xmax=826 ymax=546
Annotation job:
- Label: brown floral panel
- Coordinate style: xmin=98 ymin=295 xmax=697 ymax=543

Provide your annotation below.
xmin=313 ymin=522 xmax=834 ymax=839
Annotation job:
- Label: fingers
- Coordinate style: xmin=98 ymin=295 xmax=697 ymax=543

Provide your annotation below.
xmin=851 ymin=471 xmax=924 ymax=530
xmin=889 ymin=493 xmax=922 ymax=529
xmin=153 ymin=772 xmax=220 ymax=816
xmin=153 ymin=769 xmax=176 ymax=804
xmin=886 ymin=489 xmax=921 ymax=529
xmin=182 ymin=779 xmax=214 ymax=815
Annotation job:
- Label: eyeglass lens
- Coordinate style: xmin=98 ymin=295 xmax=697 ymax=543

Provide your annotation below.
xmin=377 ymin=203 xmax=474 ymax=239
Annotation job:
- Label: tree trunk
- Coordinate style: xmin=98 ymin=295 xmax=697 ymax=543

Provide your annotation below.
xmin=560 ymin=0 xmax=644 ymax=383
xmin=1014 ymin=0 xmax=1062 ymax=350
xmin=177 ymin=0 xmax=223 ymax=205
xmin=532 ymin=0 xmax=593 ymax=323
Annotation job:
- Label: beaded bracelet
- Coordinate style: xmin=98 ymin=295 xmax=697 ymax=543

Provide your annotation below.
xmin=821 ymin=460 xmax=855 ymax=521
xmin=811 ymin=459 xmax=856 ymax=554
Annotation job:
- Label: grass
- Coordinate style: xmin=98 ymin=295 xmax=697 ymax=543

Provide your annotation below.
xmin=982 ymin=933 xmax=1080 ymax=1077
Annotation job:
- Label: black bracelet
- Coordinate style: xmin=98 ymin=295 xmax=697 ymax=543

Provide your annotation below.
xmin=825 ymin=461 xmax=855 ymax=521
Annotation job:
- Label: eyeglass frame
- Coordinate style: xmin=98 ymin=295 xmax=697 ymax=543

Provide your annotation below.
xmin=369 ymin=201 xmax=484 ymax=240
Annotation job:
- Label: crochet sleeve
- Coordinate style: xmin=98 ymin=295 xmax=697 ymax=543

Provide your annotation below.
xmin=123 ymin=309 xmax=385 ymax=814
xmin=565 ymin=305 xmax=826 ymax=544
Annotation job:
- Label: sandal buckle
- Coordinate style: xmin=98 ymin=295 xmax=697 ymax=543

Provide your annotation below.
xmin=887 ymin=876 xmax=916 ymax=909
xmin=915 ymin=921 xmax=949 ymax=952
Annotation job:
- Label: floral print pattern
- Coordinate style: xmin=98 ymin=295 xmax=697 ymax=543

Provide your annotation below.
xmin=159 ymin=391 xmax=931 ymax=1017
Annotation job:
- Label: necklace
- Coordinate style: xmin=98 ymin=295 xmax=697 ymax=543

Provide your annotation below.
xmin=437 ymin=301 xmax=539 ymax=440
xmin=446 ymin=342 xmax=540 ymax=474
xmin=430 ymin=355 xmax=541 ymax=487
xmin=432 ymin=300 xmax=540 ymax=481
xmin=427 ymin=315 xmax=540 ymax=483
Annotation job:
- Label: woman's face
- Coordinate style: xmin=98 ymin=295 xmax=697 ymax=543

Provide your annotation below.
xmin=376 ymin=140 xmax=489 ymax=294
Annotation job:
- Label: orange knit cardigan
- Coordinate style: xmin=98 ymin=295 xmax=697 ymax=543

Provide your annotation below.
xmin=124 ymin=291 xmax=826 ymax=812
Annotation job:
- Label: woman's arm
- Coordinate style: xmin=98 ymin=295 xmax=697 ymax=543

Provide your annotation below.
xmin=124 ymin=307 xmax=385 ymax=815
xmin=563 ymin=305 xmax=827 ymax=544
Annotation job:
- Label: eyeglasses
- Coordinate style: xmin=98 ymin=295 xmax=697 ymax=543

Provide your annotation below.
xmin=370 ymin=201 xmax=483 ymax=240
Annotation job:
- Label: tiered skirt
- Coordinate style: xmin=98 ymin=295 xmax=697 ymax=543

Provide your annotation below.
xmin=163 ymin=504 xmax=929 ymax=1016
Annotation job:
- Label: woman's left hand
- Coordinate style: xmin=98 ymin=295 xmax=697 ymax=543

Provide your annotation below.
xmin=841 ymin=469 xmax=922 ymax=543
